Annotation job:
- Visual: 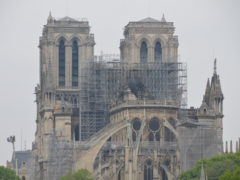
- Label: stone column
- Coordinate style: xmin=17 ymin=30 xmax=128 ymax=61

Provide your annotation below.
xmin=225 ymin=141 xmax=228 ymax=153
xmin=125 ymin=146 xmax=130 ymax=180
xmin=148 ymin=46 xmax=154 ymax=62
xmin=161 ymin=45 xmax=166 ymax=62
xmin=236 ymin=141 xmax=239 ymax=152
xmin=238 ymin=138 xmax=240 ymax=152
xmin=133 ymin=43 xmax=137 ymax=63
xmin=153 ymin=136 xmax=159 ymax=180
xmin=169 ymin=44 xmax=174 ymax=62
xmin=230 ymin=140 xmax=233 ymax=154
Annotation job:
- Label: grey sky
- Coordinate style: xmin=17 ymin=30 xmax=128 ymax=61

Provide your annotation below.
xmin=0 ymin=0 xmax=239 ymax=166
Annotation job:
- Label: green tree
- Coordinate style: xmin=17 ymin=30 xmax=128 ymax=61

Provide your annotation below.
xmin=219 ymin=167 xmax=240 ymax=180
xmin=0 ymin=166 xmax=20 ymax=180
xmin=179 ymin=152 xmax=240 ymax=180
xmin=219 ymin=170 xmax=232 ymax=180
xmin=232 ymin=167 xmax=240 ymax=180
xmin=60 ymin=168 xmax=95 ymax=180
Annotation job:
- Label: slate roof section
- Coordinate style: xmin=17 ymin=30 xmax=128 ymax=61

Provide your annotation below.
xmin=12 ymin=150 xmax=32 ymax=169
xmin=58 ymin=16 xmax=79 ymax=22
xmin=138 ymin=17 xmax=160 ymax=22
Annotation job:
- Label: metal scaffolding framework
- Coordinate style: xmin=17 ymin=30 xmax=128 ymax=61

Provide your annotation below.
xmin=78 ymin=56 xmax=187 ymax=140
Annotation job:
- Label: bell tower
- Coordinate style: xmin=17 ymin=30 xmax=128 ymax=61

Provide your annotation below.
xmin=39 ymin=13 xmax=95 ymax=90
xmin=120 ymin=15 xmax=179 ymax=63
xmin=34 ymin=13 xmax=95 ymax=180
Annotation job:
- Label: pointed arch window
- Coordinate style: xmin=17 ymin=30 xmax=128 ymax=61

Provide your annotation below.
xmin=154 ymin=42 xmax=162 ymax=62
xmin=144 ymin=159 xmax=153 ymax=180
xmin=140 ymin=41 xmax=148 ymax=63
xmin=59 ymin=39 xmax=65 ymax=86
xmin=72 ymin=40 xmax=78 ymax=87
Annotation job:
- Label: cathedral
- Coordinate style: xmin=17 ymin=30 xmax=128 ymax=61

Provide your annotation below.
xmin=8 ymin=14 xmax=224 ymax=180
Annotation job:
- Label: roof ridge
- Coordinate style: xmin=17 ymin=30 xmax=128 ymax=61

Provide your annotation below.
xmin=138 ymin=17 xmax=160 ymax=22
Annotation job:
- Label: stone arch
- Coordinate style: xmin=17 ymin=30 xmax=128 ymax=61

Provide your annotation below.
xmin=168 ymin=117 xmax=176 ymax=128
xmin=154 ymin=41 xmax=162 ymax=62
xmin=148 ymin=117 xmax=162 ymax=142
xmin=148 ymin=117 xmax=160 ymax=132
xmin=132 ymin=117 xmax=141 ymax=131
xmin=74 ymin=120 xmax=128 ymax=172
xmin=132 ymin=118 xmax=141 ymax=142
xmin=136 ymin=36 xmax=152 ymax=48
xmin=144 ymin=158 xmax=153 ymax=180
xmin=140 ymin=41 xmax=148 ymax=63
xmin=55 ymin=35 xmax=68 ymax=46
xmin=158 ymin=163 xmax=169 ymax=180
xmin=152 ymin=37 xmax=166 ymax=48
xmin=164 ymin=126 xmax=176 ymax=142
xmin=153 ymin=37 xmax=168 ymax=61
xmin=69 ymin=35 xmax=82 ymax=45
xmin=163 ymin=118 xmax=178 ymax=137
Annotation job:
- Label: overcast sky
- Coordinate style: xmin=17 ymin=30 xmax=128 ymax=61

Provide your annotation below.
xmin=0 ymin=0 xmax=239 ymax=166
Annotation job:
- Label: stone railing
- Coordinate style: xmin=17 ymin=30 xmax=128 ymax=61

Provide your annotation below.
xmin=110 ymin=99 xmax=179 ymax=112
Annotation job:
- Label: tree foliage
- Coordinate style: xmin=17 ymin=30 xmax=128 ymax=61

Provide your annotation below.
xmin=219 ymin=167 xmax=240 ymax=180
xmin=178 ymin=152 xmax=240 ymax=180
xmin=60 ymin=168 xmax=95 ymax=180
xmin=0 ymin=166 xmax=20 ymax=180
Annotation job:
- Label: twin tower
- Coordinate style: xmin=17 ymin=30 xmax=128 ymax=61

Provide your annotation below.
xmin=39 ymin=14 xmax=178 ymax=89
xmin=32 ymin=14 xmax=223 ymax=180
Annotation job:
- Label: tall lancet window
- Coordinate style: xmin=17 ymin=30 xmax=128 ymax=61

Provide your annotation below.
xmin=154 ymin=42 xmax=162 ymax=62
xmin=144 ymin=159 xmax=153 ymax=180
xmin=140 ymin=41 xmax=148 ymax=63
xmin=59 ymin=39 xmax=65 ymax=86
xmin=72 ymin=40 xmax=78 ymax=87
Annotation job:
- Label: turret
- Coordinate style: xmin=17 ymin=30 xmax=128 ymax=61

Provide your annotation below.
xmin=201 ymin=59 xmax=224 ymax=114
xmin=209 ymin=59 xmax=224 ymax=113
xmin=120 ymin=15 xmax=178 ymax=63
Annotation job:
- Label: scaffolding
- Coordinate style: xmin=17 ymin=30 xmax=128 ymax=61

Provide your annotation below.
xmin=78 ymin=57 xmax=187 ymax=140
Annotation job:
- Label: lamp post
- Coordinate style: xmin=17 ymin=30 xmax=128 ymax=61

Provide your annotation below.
xmin=7 ymin=135 xmax=18 ymax=175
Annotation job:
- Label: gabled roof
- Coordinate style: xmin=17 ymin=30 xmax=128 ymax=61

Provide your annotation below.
xmin=138 ymin=17 xmax=160 ymax=22
xmin=58 ymin=16 xmax=79 ymax=22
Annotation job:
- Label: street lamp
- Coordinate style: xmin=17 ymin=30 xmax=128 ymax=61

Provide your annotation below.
xmin=7 ymin=135 xmax=18 ymax=175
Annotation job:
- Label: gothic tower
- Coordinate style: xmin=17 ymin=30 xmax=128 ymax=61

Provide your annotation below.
xmin=33 ymin=13 xmax=95 ymax=180
xmin=120 ymin=15 xmax=178 ymax=63
xmin=29 ymin=14 xmax=224 ymax=180
xmin=198 ymin=59 xmax=224 ymax=154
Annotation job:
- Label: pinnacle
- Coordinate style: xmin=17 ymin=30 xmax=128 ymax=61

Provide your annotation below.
xmin=214 ymin=58 xmax=217 ymax=75
xmin=161 ymin=14 xmax=166 ymax=22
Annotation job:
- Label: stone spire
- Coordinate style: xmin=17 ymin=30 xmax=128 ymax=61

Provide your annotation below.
xmin=230 ymin=140 xmax=233 ymax=153
xmin=161 ymin=14 xmax=166 ymax=22
xmin=200 ymin=162 xmax=206 ymax=180
xmin=210 ymin=59 xmax=222 ymax=93
xmin=47 ymin=11 xmax=54 ymax=24
xmin=236 ymin=141 xmax=239 ymax=152
xmin=208 ymin=59 xmax=224 ymax=113
xmin=214 ymin=58 xmax=217 ymax=75
xmin=225 ymin=141 xmax=228 ymax=154
xmin=239 ymin=138 xmax=240 ymax=152
xmin=203 ymin=78 xmax=210 ymax=105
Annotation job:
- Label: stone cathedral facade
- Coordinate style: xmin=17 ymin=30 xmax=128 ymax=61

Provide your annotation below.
xmin=12 ymin=14 xmax=224 ymax=180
